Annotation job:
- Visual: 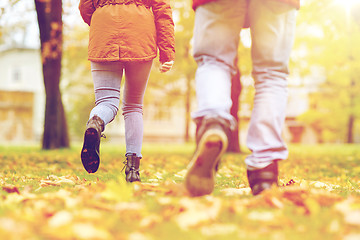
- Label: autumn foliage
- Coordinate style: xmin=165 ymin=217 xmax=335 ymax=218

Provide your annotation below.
xmin=0 ymin=144 xmax=359 ymax=239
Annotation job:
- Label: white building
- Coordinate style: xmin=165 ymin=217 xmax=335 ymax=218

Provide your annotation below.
xmin=0 ymin=46 xmax=45 ymax=143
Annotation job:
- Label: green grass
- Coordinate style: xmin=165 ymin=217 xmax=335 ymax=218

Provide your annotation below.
xmin=0 ymin=143 xmax=359 ymax=239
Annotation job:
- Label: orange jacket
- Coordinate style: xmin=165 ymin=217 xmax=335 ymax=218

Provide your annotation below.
xmin=79 ymin=0 xmax=175 ymax=63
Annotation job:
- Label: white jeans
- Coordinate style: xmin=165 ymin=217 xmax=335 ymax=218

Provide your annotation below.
xmin=192 ymin=0 xmax=297 ymax=169
xmin=90 ymin=61 xmax=153 ymax=157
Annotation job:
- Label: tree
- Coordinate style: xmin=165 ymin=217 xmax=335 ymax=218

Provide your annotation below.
xmin=146 ymin=0 xmax=197 ymax=142
xmin=35 ymin=0 xmax=69 ymax=149
xmin=294 ymin=0 xmax=360 ymax=143
xmin=228 ymin=67 xmax=242 ymax=152
xmin=61 ymin=22 xmax=93 ymax=138
xmin=172 ymin=0 xmax=196 ymax=142
xmin=232 ymin=31 xmax=252 ymax=152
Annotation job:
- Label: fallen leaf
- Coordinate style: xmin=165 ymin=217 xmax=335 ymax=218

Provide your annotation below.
xmin=40 ymin=180 xmax=60 ymax=187
xmin=344 ymin=210 xmax=360 ymax=226
xmin=2 ymin=185 xmax=20 ymax=194
xmin=201 ymin=223 xmax=238 ymax=236
xmin=139 ymin=214 xmax=162 ymax=228
xmin=328 ymin=219 xmax=341 ymax=233
xmin=220 ymin=187 xmax=251 ymax=196
xmin=175 ymin=197 xmax=222 ymax=229
xmin=344 ymin=234 xmax=360 ymax=240
xmin=101 ymin=177 xmax=133 ymax=202
xmin=248 ymin=210 xmax=276 ymax=222
xmin=304 ymin=198 xmax=321 ymax=215
xmin=48 ymin=211 xmax=73 ymax=227
xmin=72 ymin=223 xmax=111 ymax=240
xmin=128 ymin=232 xmax=151 ymax=240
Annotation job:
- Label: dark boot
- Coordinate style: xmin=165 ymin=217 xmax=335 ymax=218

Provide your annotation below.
xmin=81 ymin=115 xmax=104 ymax=173
xmin=124 ymin=153 xmax=141 ymax=182
xmin=185 ymin=116 xmax=229 ymax=197
xmin=247 ymin=161 xmax=278 ymax=195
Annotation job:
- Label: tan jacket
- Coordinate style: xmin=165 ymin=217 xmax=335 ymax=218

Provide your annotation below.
xmin=79 ymin=0 xmax=175 ymax=63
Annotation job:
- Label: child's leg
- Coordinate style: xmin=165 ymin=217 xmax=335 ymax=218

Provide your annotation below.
xmin=90 ymin=61 xmax=124 ymax=126
xmin=122 ymin=60 xmax=153 ymax=157
xmin=81 ymin=61 xmax=124 ymax=173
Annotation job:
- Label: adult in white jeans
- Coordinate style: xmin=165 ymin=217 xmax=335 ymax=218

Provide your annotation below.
xmin=185 ymin=0 xmax=298 ymax=196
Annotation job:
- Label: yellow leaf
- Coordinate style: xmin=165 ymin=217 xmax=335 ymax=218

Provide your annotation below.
xmin=48 ymin=211 xmax=73 ymax=228
xmin=344 ymin=211 xmax=360 ymax=226
xmin=220 ymin=187 xmax=251 ymax=196
xmin=201 ymin=224 xmax=238 ymax=236
xmin=128 ymin=232 xmax=151 ymax=240
xmin=101 ymin=176 xmax=133 ymax=202
xmin=139 ymin=214 xmax=162 ymax=228
xmin=344 ymin=234 xmax=360 ymax=240
xmin=248 ymin=211 xmax=276 ymax=222
xmin=328 ymin=219 xmax=341 ymax=233
xmin=57 ymin=177 xmax=75 ymax=185
xmin=175 ymin=197 xmax=222 ymax=229
xmin=304 ymin=198 xmax=321 ymax=215
xmin=311 ymin=181 xmax=328 ymax=188
xmin=72 ymin=223 xmax=111 ymax=240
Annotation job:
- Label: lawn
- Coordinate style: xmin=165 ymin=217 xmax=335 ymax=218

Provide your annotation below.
xmin=0 ymin=143 xmax=359 ymax=240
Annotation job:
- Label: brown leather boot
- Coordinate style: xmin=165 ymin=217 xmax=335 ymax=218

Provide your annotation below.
xmin=81 ymin=115 xmax=105 ymax=173
xmin=185 ymin=116 xmax=229 ymax=197
xmin=124 ymin=153 xmax=141 ymax=182
xmin=247 ymin=161 xmax=278 ymax=195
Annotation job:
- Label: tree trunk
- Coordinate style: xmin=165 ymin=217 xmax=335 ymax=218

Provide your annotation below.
xmin=185 ymin=73 xmax=191 ymax=142
xmin=35 ymin=0 xmax=69 ymax=149
xmin=227 ymin=68 xmax=242 ymax=153
xmin=347 ymin=114 xmax=355 ymax=143
xmin=347 ymin=77 xmax=355 ymax=143
xmin=183 ymin=43 xmax=192 ymax=143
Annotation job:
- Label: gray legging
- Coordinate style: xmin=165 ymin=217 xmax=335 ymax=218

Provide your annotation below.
xmin=89 ymin=60 xmax=153 ymax=157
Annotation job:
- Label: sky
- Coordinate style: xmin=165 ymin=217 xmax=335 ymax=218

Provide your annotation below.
xmin=0 ymin=0 xmax=39 ymax=48
xmin=0 ymin=0 xmax=84 ymax=49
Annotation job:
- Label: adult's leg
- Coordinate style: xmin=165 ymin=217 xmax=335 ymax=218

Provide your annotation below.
xmin=245 ymin=0 xmax=297 ymax=195
xmin=192 ymin=0 xmax=247 ymax=124
xmin=245 ymin=0 xmax=297 ymax=170
xmin=186 ymin=0 xmax=247 ymax=196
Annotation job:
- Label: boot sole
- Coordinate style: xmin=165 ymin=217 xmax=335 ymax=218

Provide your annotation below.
xmin=81 ymin=128 xmax=100 ymax=173
xmin=185 ymin=128 xmax=228 ymax=196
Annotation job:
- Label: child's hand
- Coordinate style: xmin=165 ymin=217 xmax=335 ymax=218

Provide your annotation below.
xmin=159 ymin=61 xmax=174 ymax=73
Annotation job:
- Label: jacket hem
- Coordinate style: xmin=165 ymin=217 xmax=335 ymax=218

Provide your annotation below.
xmin=88 ymin=55 xmax=156 ymax=62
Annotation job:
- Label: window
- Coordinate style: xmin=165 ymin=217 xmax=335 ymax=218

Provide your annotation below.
xmin=11 ymin=67 xmax=22 ymax=83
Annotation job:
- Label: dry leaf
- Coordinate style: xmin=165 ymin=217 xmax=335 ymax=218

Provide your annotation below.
xmin=344 ymin=211 xmax=360 ymax=226
xmin=221 ymin=187 xmax=251 ymax=196
xmin=248 ymin=210 xmax=276 ymax=222
xmin=343 ymin=234 xmax=360 ymax=240
xmin=201 ymin=223 xmax=238 ymax=236
xmin=48 ymin=211 xmax=73 ymax=228
xmin=175 ymin=197 xmax=222 ymax=229
xmin=2 ymin=185 xmax=20 ymax=194
xmin=72 ymin=223 xmax=111 ymax=240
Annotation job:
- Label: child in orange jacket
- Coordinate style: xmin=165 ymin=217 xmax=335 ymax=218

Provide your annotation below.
xmin=79 ymin=0 xmax=175 ymax=182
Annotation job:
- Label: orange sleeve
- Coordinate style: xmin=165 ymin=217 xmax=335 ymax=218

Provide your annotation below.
xmin=79 ymin=0 xmax=96 ymax=26
xmin=152 ymin=0 xmax=175 ymax=63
